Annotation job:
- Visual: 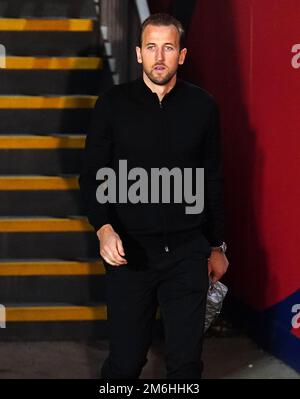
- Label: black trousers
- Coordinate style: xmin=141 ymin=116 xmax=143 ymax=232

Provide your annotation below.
xmin=100 ymin=234 xmax=209 ymax=379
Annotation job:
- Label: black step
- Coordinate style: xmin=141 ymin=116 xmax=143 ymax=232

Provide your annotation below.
xmin=0 ymin=148 xmax=83 ymax=174
xmin=0 ymin=31 xmax=101 ymax=56
xmin=0 ymin=0 xmax=96 ymax=18
xmin=0 ymin=190 xmax=83 ymax=216
xmin=0 ymin=109 xmax=93 ymax=134
xmin=0 ymin=320 xmax=109 ymax=341
xmin=0 ymin=275 xmax=105 ymax=303
xmin=0 ymin=318 xmax=163 ymax=341
xmin=0 ymin=70 xmax=107 ymax=95
xmin=0 ymin=231 xmax=99 ymax=259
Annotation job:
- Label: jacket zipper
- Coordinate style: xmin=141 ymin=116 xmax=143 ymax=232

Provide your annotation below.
xmin=159 ymin=99 xmax=170 ymax=253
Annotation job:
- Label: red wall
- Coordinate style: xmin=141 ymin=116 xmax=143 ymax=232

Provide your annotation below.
xmin=149 ymin=0 xmax=300 ymax=311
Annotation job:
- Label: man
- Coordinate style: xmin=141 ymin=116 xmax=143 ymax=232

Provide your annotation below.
xmin=79 ymin=13 xmax=229 ymax=379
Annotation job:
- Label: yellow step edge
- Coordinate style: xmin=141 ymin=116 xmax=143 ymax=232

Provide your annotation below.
xmin=0 ymin=218 xmax=94 ymax=232
xmin=5 ymin=306 xmax=160 ymax=322
xmin=5 ymin=56 xmax=103 ymax=70
xmin=0 ymin=96 xmax=97 ymax=109
xmin=0 ymin=260 xmax=104 ymax=276
xmin=6 ymin=305 xmax=107 ymax=322
xmin=0 ymin=176 xmax=79 ymax=190
xmin=0 ymin=18 xmax=94 ymax=31
xmin=0 ymin=135 xmax=85 ymax=149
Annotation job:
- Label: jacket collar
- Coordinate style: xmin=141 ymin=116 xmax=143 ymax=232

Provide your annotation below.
xmin=131 ymin=75 xmax=182 ymax=105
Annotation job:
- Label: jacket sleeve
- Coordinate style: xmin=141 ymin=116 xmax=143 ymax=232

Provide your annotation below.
xmin=202 ymin=99 xmax=225 ymax=246
xmin=78 ymin=92 xmax=113 ymax=232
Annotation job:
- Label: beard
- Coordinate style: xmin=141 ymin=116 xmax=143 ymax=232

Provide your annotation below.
xmin=144 ymin=67 xmax=177 ymax=86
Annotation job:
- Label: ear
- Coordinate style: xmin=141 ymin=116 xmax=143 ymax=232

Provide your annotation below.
xmin=136 ymin=46 xmax=142 ymax=64
xmin=178 ymin=48 xmax=187 ymax=65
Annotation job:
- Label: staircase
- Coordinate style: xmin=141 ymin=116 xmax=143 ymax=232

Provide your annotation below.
xmin=0 ymin=0 xmax=116 ymax=340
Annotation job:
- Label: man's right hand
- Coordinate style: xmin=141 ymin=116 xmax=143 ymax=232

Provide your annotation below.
xmin=97 ymin=224 xmax=128 ymax=267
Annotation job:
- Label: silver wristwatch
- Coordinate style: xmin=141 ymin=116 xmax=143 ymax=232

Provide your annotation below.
xmin=211 ymin=241 xmax=227 ymax=253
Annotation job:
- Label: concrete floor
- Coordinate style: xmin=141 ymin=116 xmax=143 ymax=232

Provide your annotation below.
xmin=0 ymin=334 xmax=298 ymax=379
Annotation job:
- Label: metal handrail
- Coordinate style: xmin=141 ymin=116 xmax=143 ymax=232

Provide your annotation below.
xmin=94 ymin=0 xmax=150 ymax=84
xmin=135 ymin=0 xmax=150 ymax=22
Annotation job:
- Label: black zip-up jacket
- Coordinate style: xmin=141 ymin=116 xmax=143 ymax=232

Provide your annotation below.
xmin=79 ymin=76 xmax=225 ymax=266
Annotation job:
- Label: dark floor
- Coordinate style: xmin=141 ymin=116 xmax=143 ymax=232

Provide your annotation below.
xmin=0 ymin=333 xmax=299 ymax=379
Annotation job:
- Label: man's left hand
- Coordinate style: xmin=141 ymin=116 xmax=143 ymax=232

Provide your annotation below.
xmin=208 ymin=250 xmax=229 ymax=284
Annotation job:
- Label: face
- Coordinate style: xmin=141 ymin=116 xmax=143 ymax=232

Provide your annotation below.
xmin=136 ymin=24 xmax=187 ymax=85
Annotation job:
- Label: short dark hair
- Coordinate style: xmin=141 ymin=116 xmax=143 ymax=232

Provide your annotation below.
xmin=138 ymin=13 xmax=185 ymax=50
